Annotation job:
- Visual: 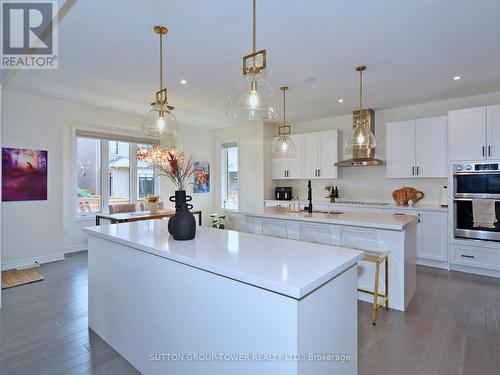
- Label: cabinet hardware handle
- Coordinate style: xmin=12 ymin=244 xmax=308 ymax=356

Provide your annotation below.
xmin=318 ymin=169 xmax=321 ymax=177
xmin=461 ymin=254 xmax=475 ymax=259
xmin=488 ymin=146 xmax=491 ymax=156
xmin=482 ymin=146 xmax=485 ymax=157
xmin=412 ymin=166 xmax=415 ymax=175
xmin=416 ymin=166 xmax=419 ymax=175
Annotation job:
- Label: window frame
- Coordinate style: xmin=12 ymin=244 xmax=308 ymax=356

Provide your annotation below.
xmin=72 ymin=126 xmax=157 ymax=220
xmin=220 ymin=141 xmax=240 ymax=211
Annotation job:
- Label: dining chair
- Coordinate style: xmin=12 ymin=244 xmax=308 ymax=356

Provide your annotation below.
xmin=109 ymin=203 xmax=137 ymax=214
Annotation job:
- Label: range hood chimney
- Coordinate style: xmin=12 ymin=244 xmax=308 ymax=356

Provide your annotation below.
xmin=335 ymin=66 xmax=385 ymax=167
xmin=335 ymin=109 xmax=386 ymax=167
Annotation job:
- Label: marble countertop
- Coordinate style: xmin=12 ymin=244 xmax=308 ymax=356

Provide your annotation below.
xmin=84 ymin=221 xmax=364 ymax=299
xmin=264 ymin=199 xmax=448 ymax=212
xmin=240 ymin=207 xmax=418 ymax=231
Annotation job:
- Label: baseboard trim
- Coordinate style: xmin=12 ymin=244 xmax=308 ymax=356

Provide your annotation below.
xmin=450 ymin=264 xmax=500 ymax=278
xmin=64 ymin=243 xmax=88 ymax=254
xmin=416 ymin=258 xmax=449 ymax=270
xmin=1 ymin=253 xmax=65 ymax=271
xmin=1 ymin=244 xmax=89 ymax=271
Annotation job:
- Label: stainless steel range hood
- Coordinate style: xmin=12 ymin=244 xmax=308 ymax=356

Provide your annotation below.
xmin=335 ymin=109 xmax=386 ymax=167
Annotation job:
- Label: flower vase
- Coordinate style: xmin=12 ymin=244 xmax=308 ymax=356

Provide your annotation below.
xmin=168 ymin=190 xmax=196 ymax=240
xmin=148 ymin=201 xmax=159 ymax=214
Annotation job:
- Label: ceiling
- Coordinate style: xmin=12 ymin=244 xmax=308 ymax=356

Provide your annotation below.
xmin=5 ymin=0 xmax=500 ymax=128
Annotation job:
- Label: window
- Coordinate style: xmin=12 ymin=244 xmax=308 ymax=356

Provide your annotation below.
xmin=108 ymin=141 xmax=130 ymax=205
xmin=76 ymin=137 xmax=101 ymax=214
xmin=221 ymin=143 xmax=239 ymax=210
xmin=137 ymin=144 xmax=155 ymax=200
xmin=74 ymin=130 xmax=156 ymax=217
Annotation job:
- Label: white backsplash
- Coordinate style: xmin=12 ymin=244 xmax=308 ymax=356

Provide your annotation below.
xmin=272 ymin=166 xmax=447 ymax=205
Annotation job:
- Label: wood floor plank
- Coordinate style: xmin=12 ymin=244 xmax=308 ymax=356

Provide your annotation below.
xmin=1 ymin=252 xmax=499 ymax=375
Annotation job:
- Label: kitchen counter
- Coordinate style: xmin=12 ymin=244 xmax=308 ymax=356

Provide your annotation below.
xmin=233 ymin=208 xmax=418 ymax=311
xmin=264 ymin=199 xmax=448 ymax=212
xmin=85 ymin=221 xmax=362 ymax=374
xmin=240 ymin=207 xmax=418 ymax=231
xmin=84 ymin=221 xmax=363 ymax=299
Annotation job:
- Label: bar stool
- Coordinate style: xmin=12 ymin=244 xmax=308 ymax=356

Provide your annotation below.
xmin=358 ymin=250 xmax=389 ymax=325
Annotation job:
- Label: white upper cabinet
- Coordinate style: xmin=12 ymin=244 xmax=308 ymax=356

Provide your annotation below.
xmin=486 ymin=105 xmax=500 ymax=159
xmin=415 ymin=116 xmax=448 ymax=177
xmin=273 ymin=130 xmax=338 ymax=180
xmin=386 ymin=116 xmax=447 ymax=178
xmin=271 ymin=134 xmax=302 ymax=179
xmin=318 ymin=130 xmax=339 ymax=178
xmin=301 ymin=133 xmax=319 ymax=179
xmin=449 ymin=107 xmax=487 ymax=161
xmin=386 ymin=120 xmax=415 ymax=178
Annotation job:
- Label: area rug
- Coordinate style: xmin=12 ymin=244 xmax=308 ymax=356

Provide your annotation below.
xmin=1 ymin=269 xmax=44 ymax=289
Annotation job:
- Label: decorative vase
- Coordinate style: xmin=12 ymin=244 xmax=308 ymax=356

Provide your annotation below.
xmin=148 ymin=201 xmax=159 ymax=214
xmin=168 ymin=190 xmax=196 ymax=240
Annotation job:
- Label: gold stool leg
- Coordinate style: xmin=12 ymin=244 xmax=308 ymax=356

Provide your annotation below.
xmin=371 ymin=260 xmax=380 ymax=325
xmin=385 ymin=256 xmax=389 ymax=310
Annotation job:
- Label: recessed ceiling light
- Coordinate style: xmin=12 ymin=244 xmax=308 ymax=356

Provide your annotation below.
xmin=337 ymin=98 xmax=344 ymax=103
xmin=452 ymin=75 xmax=462 ymax=81
xmin=180 ymin=79 xmax=187 ymax=85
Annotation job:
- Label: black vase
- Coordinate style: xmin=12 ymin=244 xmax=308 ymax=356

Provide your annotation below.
xmin=168 ymin=190 xmax=196 ymax=240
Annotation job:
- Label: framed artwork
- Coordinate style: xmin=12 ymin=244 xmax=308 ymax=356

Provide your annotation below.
xmin=2 ymin=148 xmax=48 ymax=201
xmin=193 ymin=161 xmax=210 ymax=193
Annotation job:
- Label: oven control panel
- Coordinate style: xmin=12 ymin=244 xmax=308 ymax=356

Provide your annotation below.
xmin=453 ymin=163 xmax=500 ymax=173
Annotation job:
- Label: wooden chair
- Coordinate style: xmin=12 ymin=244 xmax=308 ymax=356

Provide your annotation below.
xmin=139 ymin=201 xmax=164 ymax=211
xmin=108 ymin=203 xmax=137 ymax=214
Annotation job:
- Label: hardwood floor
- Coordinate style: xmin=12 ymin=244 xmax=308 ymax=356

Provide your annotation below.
xmin=0 ymin=252 xmax=499 ymax=374
xmin=0 ymin=252 xmax=139 ymax=375
xmin=359 ymin=266 xmax=500 ymax=375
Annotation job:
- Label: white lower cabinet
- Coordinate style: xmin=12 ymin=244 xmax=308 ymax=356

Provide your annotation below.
xmin=417 ymin=211 xmax=448 ymax=262
xmin=450 ymin=244 xmax=500 ymax=270
xmin=384 ymin=209 xmax=448 ymax=265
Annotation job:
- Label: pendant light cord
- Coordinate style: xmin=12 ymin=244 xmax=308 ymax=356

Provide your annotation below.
xmin=253 ymin=0 xmax=256 ymax=54
xmin=283 ymin=88 xmax=286 ymax=126
xmin=359 ymin=68 xmax=362 ymax=115
xmin=159 ymin=33 xmax=163 ymax=92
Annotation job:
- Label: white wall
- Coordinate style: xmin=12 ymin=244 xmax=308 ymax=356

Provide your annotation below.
xmin=1 ymin=90 xmax=147 ymax=266
xmin=213 ymin=122 xmax=265 ymax=212
xmin=176 ymin=124 xmax=214 ymax=225
xmin=1 ymin=89 xmax=215 ymax=267
xmin=271 ymin=91 xmax=500 ymax=205
xmin=0 ymin=84 xmax=3 ymax=306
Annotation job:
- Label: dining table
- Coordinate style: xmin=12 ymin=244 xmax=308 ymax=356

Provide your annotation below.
xmin=95 ymin=210 xmax=202 ymax=226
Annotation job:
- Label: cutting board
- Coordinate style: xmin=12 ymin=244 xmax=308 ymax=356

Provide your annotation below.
xmin=392 ymin=187 xmax=424 ymax=206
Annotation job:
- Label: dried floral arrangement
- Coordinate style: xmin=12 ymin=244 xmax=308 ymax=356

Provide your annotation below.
xmin=137 ymin=145 xmax=195 ymax=190
xmin=145 ymin=195 xmax=159 ymax=203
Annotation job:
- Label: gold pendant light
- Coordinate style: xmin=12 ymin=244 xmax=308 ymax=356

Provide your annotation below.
xmin=346 ymin=65 xmax=376 ymax=151
xmin=272 ymin=86 xmax=296 ymax=159
xmin=226 ymin=0 xmax=279 ymax=121
xmin=142 ymin=26 xmax=178 ymax=141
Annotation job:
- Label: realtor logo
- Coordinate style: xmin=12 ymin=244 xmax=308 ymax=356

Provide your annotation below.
xmin=1 ymin=0 xmax=58 ymax=69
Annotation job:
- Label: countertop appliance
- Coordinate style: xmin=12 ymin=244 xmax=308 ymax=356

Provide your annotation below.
xmin=275 ymin=187 xmax=292 ymax=201
xmin=453 ymin=162 xmax=500 ymax=241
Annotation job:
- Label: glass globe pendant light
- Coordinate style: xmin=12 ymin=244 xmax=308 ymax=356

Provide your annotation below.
xmin=272 ymin=86 xmax=296 ymax=159
xmin=142 ymin=26 xmax=178 ymax=141
xmin=226 ymin=0 xmax=279 ymax=121
xmin=345 ymin=65 xmax=376 ymax=153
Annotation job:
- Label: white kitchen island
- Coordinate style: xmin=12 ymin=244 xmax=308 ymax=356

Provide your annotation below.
xmin=232 ymin=207 xmax=418 ymax=312
xmin=84 ymin=221 xmax=364 ymax=375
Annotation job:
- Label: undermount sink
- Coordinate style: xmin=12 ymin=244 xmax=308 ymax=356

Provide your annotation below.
xmin=312 ymin=210 xmax=344 ymax=215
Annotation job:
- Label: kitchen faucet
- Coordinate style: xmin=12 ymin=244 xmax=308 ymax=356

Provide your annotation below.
xmin=305 ymin=180 xmax=313 ymax=213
